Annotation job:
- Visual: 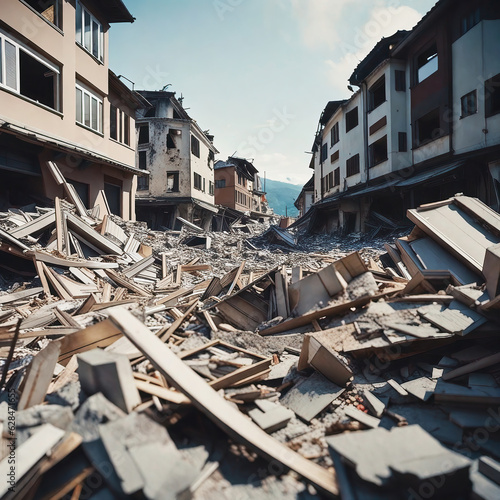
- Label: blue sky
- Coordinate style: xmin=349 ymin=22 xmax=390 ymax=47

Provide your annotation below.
xmin=109 ymin=0 xmax=437 ymax=185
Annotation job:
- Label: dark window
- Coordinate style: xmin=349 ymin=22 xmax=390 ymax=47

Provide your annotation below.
xmin=398 ymin=132 xmax=407 ymax=152
xmin=19 ymin=49 xmax=58 ymax=110
xmin=346 ymin=154 xmax=360 ymax=177
xmin=417 ymin=43 xmax=438 ymax=83
xmin=395 ymin=70 xmax=406 ymax=91
xmin=166 ymin=172 xmax=179 ymax=192
xmin=138 ymin=151 xmax=147 ymax=170
xmin=167 ymin=128 xmax=181 ymax=149
xmin=416 ymin=108 xmax=442 ymax=145
xmin=320 ymin=143 xmax=328 ymax=162
xmin=461 ymin=90 xmax=477 ymax=118
xmin=110 ymin=104 xmax=117 ymax=140
xmin=331 ymin=150 xmax=339 ymax=163
xmin=123 ymin=114 xmax=130 ymax=146
xmin=334 ymin=167 xmax=340 ymax=187
xmin=194 ymin=172 xmax=202 ymax=190
xmin=368 ymin=75 xmax=386 ymax=111
xmin=191 ymin=135 xmax=200 ymax=158
xmin=215 ymin=179 xmax=226 ymax=188
xmin=369 ymin=135 xmax=388 ymax=168
xmin=209 ymin=181 xmax=214 ymax=195
xmin=485 ymin=74 xmax=500 ymax=118
xmin=23 ymin=0 xmax=62 ymax=28
xmin=104 ymin=181 xmax=121 ymax=216
xmin=138 ymin=124 xmax=149 ymax=145
xmin=330 ymin=122 xmax=339 ymax=146
xmin=144 ymin=106 xmax=156 ymax=118
xmin=345 ymin=107 xmax=358 ymax=132
xmin=137 ymin=174 xmax=149 ymax=191
xmin=461 ymin=8 xmax=481 ymax=36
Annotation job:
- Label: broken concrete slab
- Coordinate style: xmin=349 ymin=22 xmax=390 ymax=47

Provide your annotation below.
xmin=362 ymin=390 xmax=386 ymax=418
xmin=344 ymin=406 xmax=380 ymax=428
xmin=401 ymin=377 xmax=437 ymax=402
xmin=248 ymin=401 xmax=294 ymax=433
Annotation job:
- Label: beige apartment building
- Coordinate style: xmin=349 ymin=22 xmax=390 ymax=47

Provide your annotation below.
xmin=0 ymin=0 xmax=144 ymax=220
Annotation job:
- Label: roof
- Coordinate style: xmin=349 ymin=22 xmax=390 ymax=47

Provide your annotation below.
xmin=320 ymin=100 xmax=346 ymax=126
xmin=93 ymin=0 xmax=135 ymax=23
xmin=349 ymin=30 xmax=409 ymax=85
xmin=216 ymin=156 xmax=258 ymax=180
xmin=294 ymin=175 xmax=314 ymax=209
xmin=109 ymin=72 xmax=151 ymax=109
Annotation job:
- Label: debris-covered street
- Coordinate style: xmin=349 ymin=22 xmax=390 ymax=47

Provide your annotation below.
xmin=1 ymin=183 xmax=500 ymax=499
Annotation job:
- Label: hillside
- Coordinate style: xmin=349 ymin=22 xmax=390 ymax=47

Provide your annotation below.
xmin=263 ymin=179 xmax=302 ymax=217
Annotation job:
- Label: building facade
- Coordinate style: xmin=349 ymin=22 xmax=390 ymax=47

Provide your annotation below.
xmin=214 ymin=156 xmax=270 ymax=218
xmin=306 ymin=0 xmax=500 ymax=233
xmin=0 ymin=0 xmax=142 ymax=220
xmin=134 ymin=90 xmax=218 ymax=230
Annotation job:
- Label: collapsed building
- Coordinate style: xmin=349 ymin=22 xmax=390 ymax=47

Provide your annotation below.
xmin=134 ymin=90 xmax=219 ymax=231
xmin=0 ymin=0 xmax=145 ymax=221
xmin=299 ymin=0 xmax=500 ymax=234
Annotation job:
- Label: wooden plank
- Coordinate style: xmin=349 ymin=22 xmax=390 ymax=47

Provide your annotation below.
xmin=155 ymin=287 xmax=191 ymax=306
xmin=227 ymin=261 xmax=245 ymax=296
xmin=442 ymin=352 xmax=500 ymax=381
xmin=135 ymin=379 xmax=190 ymax=405
xmin=159 ymin=300 xmax=199 ymax=341
xmin=0 ymin=286 xmax=44 ymax=304
xmin=0 ymin=227 xmax=31 ymax=251
xmin=33 ymin=258 xmax=51 ymax=296
xmin=105 ymin=269 xmax=151 ymax=297
xmin=202 ymin=310 xmax=218 ymax=332
xmin=55 ymin=197 xmax=64 ymax=254
xmin=181 ymin=264 xmax=212 ymax=272
xmin=274 ymin=270 xmax=289 ymax=318
xmin=18 ymin=341 xmax=61 ymax=410
xmin=27 ymin=250 xmax=119 ymax=269
xmin=123 ymin=255 xmax=156 ymax=278
xmin=43 ymin=264 xmax=72 ymax=301
xmin=9 ymin=210 xmax=56 ymax=239
xmin=209 ymin=357 xmax=272 ymax=391
xmin=58 ymin=319 xmax=123 ymax=365
xmin=106 ymin=308 xmax=339 ymax=497
xmin=334 ymin=252 xmax=368 ymax=282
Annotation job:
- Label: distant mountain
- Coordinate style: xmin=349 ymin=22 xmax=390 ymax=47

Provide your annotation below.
xmin=263 ymin=179 xmax=302 ymax=217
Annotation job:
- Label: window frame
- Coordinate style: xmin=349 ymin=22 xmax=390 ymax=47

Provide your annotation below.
xmin=346 ymin=154 xmax=360 ymax=177
xmin=75 ymin=81 xmax=103 ymax=133
xmin=191 ymin=135 xmax=200 ymax=158
xmin=460 ymin=90 xmax=477 ymax=118
xmin=75 ymin=0 xmax=104 ymax=63
xmin=395 ymin=70 xmax=406 ymax=92
xmin=345 ymin=107 xmax=359 ymax=133
xmin=330 ymin=122 xmax=339 ymax=146
xmin=368 ymin=75 xmax=386 ymax=112
xmin=0 ymin=29 xmax=61 ymax=111
xmin=166 ymin=171 xmax=180 ymax=193
xmin=368 ymin=135 xmax=388 ymax=168
xmin=194 ymin=172 xmax=202 ymax=190
xmin=416 ymin=43 xmax=438 ymax=84
xmin=485 ymin=74 xmax=500 ymax=118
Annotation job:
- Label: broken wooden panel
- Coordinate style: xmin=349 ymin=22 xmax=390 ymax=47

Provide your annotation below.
xmin=216 ymin=290 xmax=269 ymax=331
xmin=407 ymin=196 xmax=500 ymax=274
xmin=334 ymin=252 xmax=369 ymax=282
xmin=289 ymin=263 xmax=346 ymax=317
xmin=8 ymin=210 xmax=56 ymax=239
xmin=107 ymin=308 xmax=339 ymax=497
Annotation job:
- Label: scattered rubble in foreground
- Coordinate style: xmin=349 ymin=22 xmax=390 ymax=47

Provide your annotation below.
xmin=0 ymin=189 xmax=499 ymax=499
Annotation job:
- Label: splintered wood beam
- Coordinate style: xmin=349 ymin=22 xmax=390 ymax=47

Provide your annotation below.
xmin=107 ymin=308 xmax=339 ymax=498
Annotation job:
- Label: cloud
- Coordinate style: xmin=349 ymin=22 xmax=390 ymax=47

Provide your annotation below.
xmin=324 ymin=4 xmax=424 ymax=94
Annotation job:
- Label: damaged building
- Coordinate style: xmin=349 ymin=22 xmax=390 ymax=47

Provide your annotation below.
xmin=134 ymin=90 xmax=219 ymax=231
xmin=0 ymin=0 xmax=145 ymax=220
xmin=302 ymin=0 xmax=500 ymax=234
xmin=214 ymin=156 xmax=272 ymax=225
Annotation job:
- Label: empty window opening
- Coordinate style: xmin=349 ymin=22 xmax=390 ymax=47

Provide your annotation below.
xmin=346 ymin=154 xmax=360 ymax=177
xmin=167 ymin=128 xmax=181 ymax=149
xmin=104 ymin=179 xmax=121 ymax=216
xmin=194 ymin=172 xmax=202 ymax=190
xmin=166 ymin=172 xmax=179 ymax=193
xmin=369 ymin=135 xmax=388 ymax=168
xmin=138 ymin=151 xmax=147 ymax=170
xmin=330 ymin=122 xmax=339 ymax=146
xmin=345 ymin=107 xmax=359 ymax=133
xmin=461 ymin=90 xmax=477 ymax=118
xmin=320 ymin=143 xmax=328 ymax=163
xmin=369 ymin=76 xmax=386 ymax=111
xmin=417 ymin=43 xmax=438 ymax=83
xmin=398 ymin=132 xmax=407 ymax=152
xmin=144 ymin=106 xmax=156 ymax=118
xmin=485 ymin=74 xmax=500 ymax=118
xmin=23 ymin=0 xmax=62 ymax=28
xmin=416 ymin=108 xmax=442 ymax=145
xmin=191 ymin=135 xmax=200 ymax=158
xmin=334 ymin=167 xmax=340 ymax=187
xmin=138 ymin=124 xmax=149 ymax=144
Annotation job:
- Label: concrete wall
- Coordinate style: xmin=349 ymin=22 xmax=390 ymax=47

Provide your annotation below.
xmin=189 ymin=128 xmax=215 ymax=205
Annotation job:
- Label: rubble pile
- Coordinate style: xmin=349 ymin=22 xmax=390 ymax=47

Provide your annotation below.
xmin=0 ymin=186 xmax=499 ymax=499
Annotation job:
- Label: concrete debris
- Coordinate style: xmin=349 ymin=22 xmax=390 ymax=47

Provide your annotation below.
xmin=0 ymin=194 xmax=499 ymax=498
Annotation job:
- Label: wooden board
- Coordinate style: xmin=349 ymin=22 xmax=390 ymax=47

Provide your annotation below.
xmin=107 ymin=308 xmax=339 ymax=497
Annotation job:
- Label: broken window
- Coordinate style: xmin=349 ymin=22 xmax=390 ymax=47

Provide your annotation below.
xmin=330 ymin=122 xmax=339 ymax=146
xmin=417 ymin=43 xmax=438 ymax=83
xmin=191 ymin=135 xmax=200 ymax=158
xmin=395 ymin=70 xmax=406 ymax=91
xmin=75 ymin=1 xmax=103 ymax=62
xmin=215 ymin=179 xmax=226 ymax=188
xmin=138 ymin=124 xmax=149 ymax=144
xmin=398 ymin=132 xmax=407 ymax=152
xmin=345 ymin=107 xmax=358 ymax=133
xmin=334 ymin=167 xmax=340 ymax=187
xmin=194 ymin=172 xmax=202 ymax=190
xmin=461 ymin=7 xmax=481 ymax=36
xmin=485 ymin=74 xmax=500 ymax=118
xmin=368 ymin=75 xmax=386 ymax=111
xmin=320 ymin=143 xmax=328 ymax=163
xmin=166 ymin=172 xmax=179 ymax=193
xmin=23 ymin=0 xmax=62 ymax=29
xmin=461 ymin=90 xmax=477 ymax=118
xmin=416 ymin=108 xmax=442 ymax=145
xmin=0 ymin=31 xmax=60 ymax=111
xmin=137 ymin=153 xmax=149 ymax=191
xmin=167 ymin=128 xmax=181 ymax=149
xmin=368 ymin=135 xmax=388 ymax=168
xmin=346 ymin=154 xmax=360 ymax=177
xmin=76 ymin=82 xmax=102 ymax=132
